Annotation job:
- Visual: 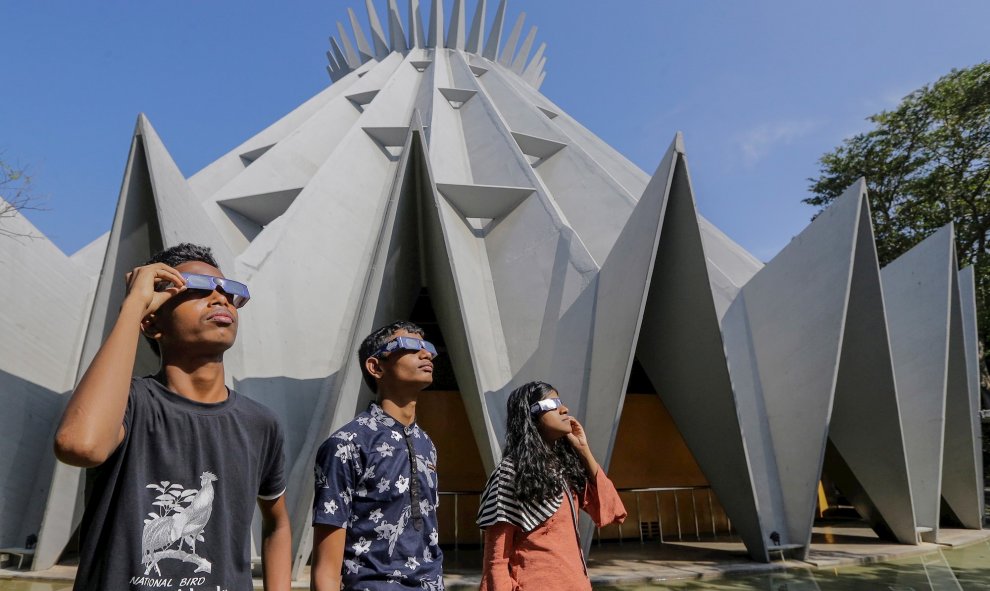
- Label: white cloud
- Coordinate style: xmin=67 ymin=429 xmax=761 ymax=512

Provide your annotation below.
xmin=734 ymin=119 xmax=821 ymax=168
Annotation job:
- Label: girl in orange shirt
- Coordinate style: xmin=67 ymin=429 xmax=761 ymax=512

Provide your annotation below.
xmin=477 ymin=381 xmax=627 ymax=590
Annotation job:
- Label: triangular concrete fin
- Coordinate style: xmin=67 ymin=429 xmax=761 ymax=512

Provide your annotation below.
xmin=634 ymin=134 xmax=770 ymax=563
xmin=483 ymin=0 xmax=508 ymax=60
xmin=364 ymin=126 xmax=413 ymax=148
xmin=286 ymin=120 xmax=426 ymax=577
xmin=825 ymin=193 xmax=917 ymax=544
xmin=387 ymin=0 xmax=407 ymax=52
xmin=410 ymin=60 xmax=433 ymax=72
xmin=337 ymin=21 xmax=361 ymax=67
xmin=349 ymin=7 xmax=375 ymax=63
xmin=427 ymin=0 xmax=443 ymax=48
xmin=732 ymin=180 xmax=865 ymax=554
xmin=446 ymin=0 xmax=466 ymax=49
xmin=329 ymin=38 xmax=351 ymax=75
xmin=510 ymin=131 xmax=566 ymax=160
xmin=435 ymin=183 xmax=534 ymax=219
xmin=954 ymin=266 xmax=986 ymax=524
xmin=536 ymin=105 xmax=559 ymax=119
xmin=522 ymin=42 xmax=546 ymax=80
xmin=346 ymin=89 xmax=381 ymax=111
xmin=469 ymin=64 xmax=489 ymax=77
xmin=239 ymin=143 xmax=275 ymax=165
xmin=365 ymin=0 xmax=390 ymax=59
xmin=940 ymin=247 xmax=983 ymax=529
xmin=218 ymin=188 xmax=302 ymax=228
xmin=882 ymin=224 xmax=956 ymax=541
xmin=511 ymin=26 xmax=537 ymax=73
xmin=438 ymin=87 xmax=477 ymax=108
xmin=408 ymin=0 xmax=425 ymax=48
xmin=535 ymin=70 xmax=546 ymax=89
xmin=499 ymin=12 xmax=526 ymax=66
xmin=466 ymin=0 xmax=487 ymax=53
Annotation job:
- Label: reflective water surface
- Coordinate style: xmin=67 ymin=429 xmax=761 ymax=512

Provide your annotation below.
xmin=1 ymin=542 xmax=988 ymax=590
xmin=599 ymin=541 xmax=990 ymax=590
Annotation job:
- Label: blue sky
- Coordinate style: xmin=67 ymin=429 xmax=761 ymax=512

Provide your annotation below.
xmin=4 ymin=0 xmax=989 ymax=260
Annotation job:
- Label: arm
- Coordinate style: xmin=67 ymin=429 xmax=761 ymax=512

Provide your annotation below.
xmin=53 ymin=263 xmax=185 ymax=467
xmin=258 ymin=495 xmax=292 ymax=591
xmin=566 ymin=418 xmax=627 ymax=526
xmin=480 ymin=523 xmax=519 ymax=591
xmin=311 ymin=525 xmax=346 ymax=591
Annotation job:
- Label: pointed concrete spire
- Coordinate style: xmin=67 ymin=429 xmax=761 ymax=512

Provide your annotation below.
xmin=466 ymin=0 xmax=487 ymax=53
xmin=349 ymin=7 xmax=374 ymax=63
xmin=499 ymin=12 xmax=526 ymax=65
xmin=365 ymin=0 xmax=390 ymax=59
xmin=408 ymin=0 xmax=425 ymax=48
xmin=522 ymin=41 xmax=545 ymax=81
xmin=446 ymin=0 xmax=466 ymax=49
xmin=483 ymin=0 xmax=508 ymax=60
xmin=329 ymin=38 xmax=351 ymax=73
xmin=336 ymin=22 xmax=360 ymax=67
xmin=427 ymin=0 xmax=444 ymax=48
xmin=387 ymin=0 xmax=407 ymax=52
xmin=511 ymin=26 xmax=537 ymax=73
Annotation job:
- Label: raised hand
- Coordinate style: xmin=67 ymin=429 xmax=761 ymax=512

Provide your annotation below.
xmin=124 ymin=263 xmax=186 ymax=317
xmin=565 ymin=417 xmax=600 ymax=478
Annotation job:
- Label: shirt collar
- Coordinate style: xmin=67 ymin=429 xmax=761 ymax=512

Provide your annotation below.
xmin=369 ymin=401 xmax=419 ymax=436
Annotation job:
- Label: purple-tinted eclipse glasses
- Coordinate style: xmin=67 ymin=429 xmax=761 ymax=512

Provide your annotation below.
xmin=159 ymin=273 xmax=251 ymax=308
xmin=373 ymin=336 xmax=438 ymax=359
xmin=530 ymin=397 xmax=564 ymax=416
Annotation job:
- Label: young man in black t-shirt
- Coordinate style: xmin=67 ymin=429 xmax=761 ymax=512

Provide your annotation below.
xmin=54 ymin=243 xmax=290 ymax=591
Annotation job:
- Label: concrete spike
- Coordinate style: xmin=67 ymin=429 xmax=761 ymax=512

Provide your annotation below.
xmin=365 ymin=0 xmax=390 ymax=59
xmin=427 ymin=0 xmax=443 ymax=48
xmin=336 ymin=22 xmax=361 ymax=68
xmin=408 ymin=0 xmax=425 ymax=48
xmin=466 ymin=0 xmax=487 ymax=53
xmin=499 ymin=12 xmax=525 ymax=66
xmin=329 ymin=38 xmax=351 ymax=74
xmin=510 ymin=25 xmax=537 ymax=73
xmin=446 ymin=0 xmax=466 ymax=49
xmin=955 ymin=266 xmax=986 ymax=524
xmin=535 ymin=70 xmax=546 ymax=89
xmin=941 ymin=252 xmax=983 ymax=529
xmin=882 ymin=225 xmax=956 ymax=542
xmin=348 ymin=7 xmax=375 ymax=63
xmin=522 ymin=42 xmax=545 ymax=81
xmin=483 ymin=0 xmax=508 ymax=60
xmin=387 ymin=0 xmax=407 ymax=52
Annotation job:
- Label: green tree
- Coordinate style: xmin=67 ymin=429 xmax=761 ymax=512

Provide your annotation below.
xmin=807 ymin=61 xmax=990 ymax=391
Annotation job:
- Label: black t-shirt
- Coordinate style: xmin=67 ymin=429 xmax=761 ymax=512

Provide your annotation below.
xmin=74 ymin=376 xmax=286 ymax=591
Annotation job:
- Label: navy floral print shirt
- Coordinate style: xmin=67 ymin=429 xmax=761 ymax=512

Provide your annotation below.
xmin=314 ymin=402 xmax=444 ymax=590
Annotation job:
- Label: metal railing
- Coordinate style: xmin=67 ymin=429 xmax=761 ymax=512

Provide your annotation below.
xmin=438 ymin=485 xmax=732 ymax=549
xmin=600 ymin=485 xmax=731 ymax=544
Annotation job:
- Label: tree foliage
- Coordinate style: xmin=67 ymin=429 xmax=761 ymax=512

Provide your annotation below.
xmin=807 ymin=61 xmax=990 ymax=381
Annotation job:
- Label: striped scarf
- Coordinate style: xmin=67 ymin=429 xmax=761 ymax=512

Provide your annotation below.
xmin=476 ymin=457 xmax=563 ymax=532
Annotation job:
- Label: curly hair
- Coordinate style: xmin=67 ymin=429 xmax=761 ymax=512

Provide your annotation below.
xmin=503 ymin=381 xmax=587 ymax=504
xmin=357 ymin=320 xmax=425 ymax=392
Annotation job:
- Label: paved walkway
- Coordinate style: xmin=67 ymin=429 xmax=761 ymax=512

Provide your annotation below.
xmin=3 ymin=523 xmax=989 ymax=589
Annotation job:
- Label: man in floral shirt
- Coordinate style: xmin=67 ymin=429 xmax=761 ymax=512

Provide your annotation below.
xmin=312 ymin=321 xmax=444 ymax=590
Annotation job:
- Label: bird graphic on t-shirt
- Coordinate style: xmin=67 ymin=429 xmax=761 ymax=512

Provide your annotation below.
xmin=142 ymin=472 xmax=218 ymax=563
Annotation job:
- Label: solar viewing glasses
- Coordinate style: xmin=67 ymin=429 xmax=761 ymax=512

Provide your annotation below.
xmin=158 ymin=273 xmax=251 ymax=308
xmin=373 ymin=336 xmax=439 ymax=359
xmin=530 ymin=397 xmax=564 ymax=416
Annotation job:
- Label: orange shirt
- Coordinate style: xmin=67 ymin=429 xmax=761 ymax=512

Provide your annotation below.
xmin=480 ymin=468 xmax=627 ymax=591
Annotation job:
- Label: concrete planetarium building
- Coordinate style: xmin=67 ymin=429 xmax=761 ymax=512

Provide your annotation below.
xmin=0 ymin=0 xmax=984 ymax=579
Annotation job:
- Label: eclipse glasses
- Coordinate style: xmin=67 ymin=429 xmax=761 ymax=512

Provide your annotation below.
xmin=530 ymin=397 xmax=564 ymax=416
xmin=373 ymin=336 xmax=438 ymax=359
xmin=158 ymin=273 xmax=251 ymax=308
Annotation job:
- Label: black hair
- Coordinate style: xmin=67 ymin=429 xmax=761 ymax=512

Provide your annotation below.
xmin=357 ymin=320 xmax=425 ymax=393
xmin=143 ymin=243 xmax=220 ymax=355
xmin=503 ymin=381 xmax=587 ymax=504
